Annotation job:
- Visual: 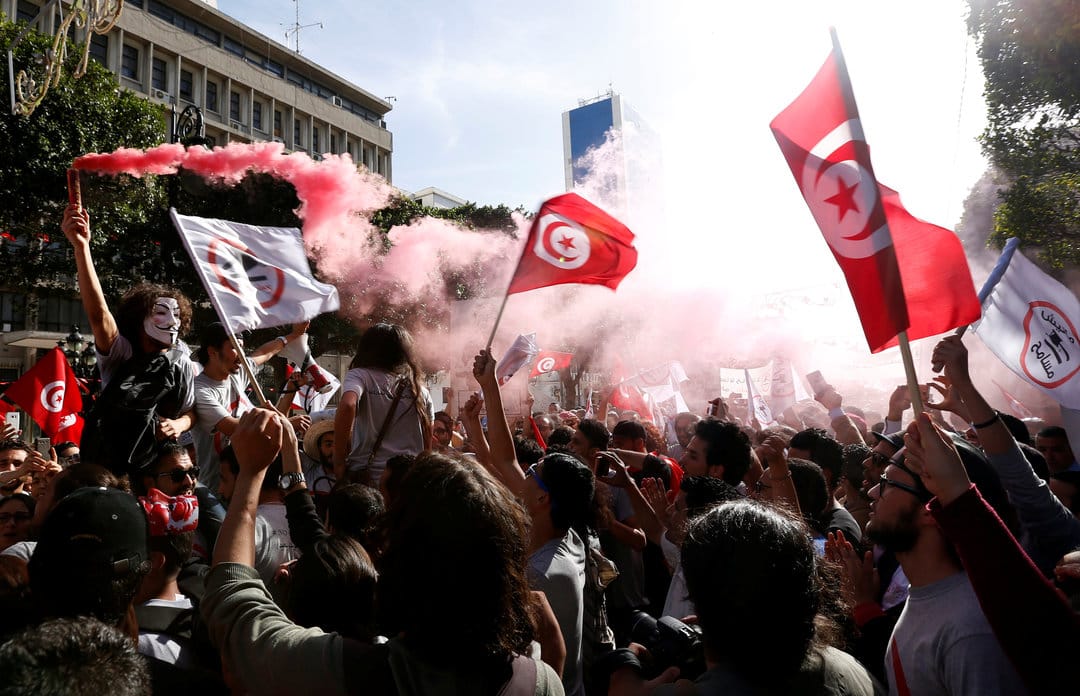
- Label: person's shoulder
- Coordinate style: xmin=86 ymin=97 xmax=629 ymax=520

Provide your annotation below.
xmin=812 ymin=645 xmax=882 ymax=695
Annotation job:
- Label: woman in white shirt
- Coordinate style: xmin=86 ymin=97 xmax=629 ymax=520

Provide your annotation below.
xmin=333 ymin=324 xmax=432 ymax=487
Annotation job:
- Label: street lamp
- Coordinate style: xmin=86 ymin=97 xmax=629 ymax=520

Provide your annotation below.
xmin=57 ymin=325 xmax=97 ymax=379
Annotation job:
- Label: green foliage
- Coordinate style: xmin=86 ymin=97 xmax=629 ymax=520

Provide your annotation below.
xmin=966 ymin=0 xmax=1080 ymax=267
xmin=0 ymin=18 xmax=168 ymax=301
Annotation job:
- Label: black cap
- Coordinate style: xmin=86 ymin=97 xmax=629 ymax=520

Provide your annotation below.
xmin=32 ymin=487 xmax=150 ymax=578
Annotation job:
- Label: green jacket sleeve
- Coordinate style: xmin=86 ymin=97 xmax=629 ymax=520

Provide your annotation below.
xmin=200 ymin=562 xmax=347 ymax=695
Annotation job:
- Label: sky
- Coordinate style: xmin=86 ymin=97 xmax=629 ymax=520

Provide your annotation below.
xmin=214 ymin=0 xmax=993 ymax=389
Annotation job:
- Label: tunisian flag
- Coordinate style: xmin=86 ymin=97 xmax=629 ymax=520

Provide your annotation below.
xmin=529 ymin=350 xmax=574 ymax=378
xmin=770 ymin=40 xmax=909 ymax=352
xmin=4 ymin=347 xmax=83 ymax=442
xmin=507 ymin=193 xmax=638 ymax=295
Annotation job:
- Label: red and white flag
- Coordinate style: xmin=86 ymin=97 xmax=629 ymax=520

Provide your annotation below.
xmin=3 ymin=347 xmax=83 ymax=442
xmin=497 ymin=333 xmax=539 ymax=385
xmin=770 ymin=37 xmax=909 ymax=352
xmin=529 ymin=350 xmax=574 ymax=378
xmin=507 ymin=193 xmax=638 ymax=295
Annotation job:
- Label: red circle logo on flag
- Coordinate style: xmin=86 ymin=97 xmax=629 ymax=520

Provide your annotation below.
xmin=1021 ymin=301 xmax=1080 ymax=388
xmin=533 ymin=213 xmax=591 ymax=269
xmin=207 ymin=238 xmax=286 ymax=309
xmin=536 ymin=356 xmax=557 ymax=373
xmin=40 ymin=380 xmax=65 ymax=414
xmin=800 ymin=120 xmax=891 ymax=260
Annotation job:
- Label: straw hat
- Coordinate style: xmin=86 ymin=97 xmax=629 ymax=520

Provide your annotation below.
xmin=302 ymin=420 xmax=335 ymax=461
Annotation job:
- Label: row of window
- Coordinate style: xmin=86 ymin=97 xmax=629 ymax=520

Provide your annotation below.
xmin=0 ymin=293 xmax=89 ymax=334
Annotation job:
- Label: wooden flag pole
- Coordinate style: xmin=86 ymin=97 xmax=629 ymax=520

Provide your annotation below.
xmin=897 ymin=330 xmax=924 ymax=415
xmin=227 ymin=330 xmax=271 ymax=408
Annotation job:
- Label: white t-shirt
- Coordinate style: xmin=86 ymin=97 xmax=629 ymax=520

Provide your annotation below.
xmin=660 ymin=533 xmax=693 ymax=620
xmin=137 ymin=594 xmax=194 ymax=666
xmin=192 ymin=359 xmax=255 ymax=491
xmin=255 ymin=502 xmax=299 ymax=603
xmin=340 ymin=368 xmax=433 ymax=480
xmin=0 ymin=540 xmax=35 ymax=561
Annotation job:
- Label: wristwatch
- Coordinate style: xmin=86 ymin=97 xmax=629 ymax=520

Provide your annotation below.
xmin=278 ymin=471 xmax=305 ymax=491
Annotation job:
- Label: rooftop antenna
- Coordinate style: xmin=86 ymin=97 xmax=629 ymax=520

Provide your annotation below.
xmin=283 ymin=0 xmax=322 ymax=54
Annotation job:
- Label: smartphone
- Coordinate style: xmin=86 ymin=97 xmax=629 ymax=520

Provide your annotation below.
xmin=442 ymin=386 xmax=452 ymax=403
xmin=806 ymin=370 xmax=828 ymax=397
xmin=35 ymin=437 xmax=51 ymax=457
xmin=4 ymin=411 xmax=19 ymax=433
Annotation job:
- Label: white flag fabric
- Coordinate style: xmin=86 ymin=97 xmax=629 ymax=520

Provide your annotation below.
xmin=171 ymin=209 xmax=340 ymax=333
xmin=496 ymin=333 xmax=539 ymax=385
xmin=973 ymin=239 xmax=1080 ymax=408
xmin=745 ymin=368 xmax=775 ymax=427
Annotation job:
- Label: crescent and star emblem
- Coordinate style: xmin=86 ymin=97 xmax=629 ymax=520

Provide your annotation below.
xmin=532 ymin=213 xmax=591 ymax=270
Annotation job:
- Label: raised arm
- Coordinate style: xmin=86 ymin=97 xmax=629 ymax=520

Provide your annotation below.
xmin=251 ymin=322 xmax=310 ymax=366
xmin=62 ymin=205 xmax=118 ymax=355
xmin=473 ymin=350 xmax=525 ymax=496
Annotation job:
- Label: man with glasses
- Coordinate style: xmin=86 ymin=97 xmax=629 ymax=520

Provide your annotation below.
xmin=138 ymin=441 xmax=199 ymax=499
xmin=865 ymin=435 xmax=1025 ymax=695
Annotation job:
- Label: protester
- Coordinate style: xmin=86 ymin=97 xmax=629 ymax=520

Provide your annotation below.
xmin=0 ymin=495 xmax=33 ymax=553
xmin=333 ymin=323 xmax=433 ymax=487
xmin=63 ymin=206 xmax=196 ymax=476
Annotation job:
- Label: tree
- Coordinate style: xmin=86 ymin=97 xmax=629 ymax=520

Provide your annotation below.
xmin=965 ymin=0 xmax=1080 ymax=269
xmin=0 ymin=18 xmax=171 ymax=324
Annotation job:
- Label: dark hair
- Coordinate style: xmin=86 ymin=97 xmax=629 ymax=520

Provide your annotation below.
xmin=53 ymin=442 xmax=78 ymax=457
xmin=539 ymin=453 xmax=595 ymax=535
xmin=348 ymin=323 xmax=429 ymax=441
xmin=148 ymin=531 xmax=193 ymax=578
xmin=0 ymin=617 xmax=150 ymax=696
xmin=0 ymin=555 xmax=32 ymax=641
xmin=0 ymin=440 xmax=32 ymax=457
xmin=1038 ymin=426 xmax=1069 ymax=441
xmin=376 ymin=451 xmax=535 ymax=669
xmin=787 ymin=459 xmax=830 ymax=531
xmin=0 ymin=493 xmax=34 ymax=516
xmin=576 ymin=419 xmax=610 ymax=451
xmin=694 ymin=419 xmax=752 ymax=486
xmin=115 ymin=283 xmax=192 ymax=350
xmin=789 ymin=429 xmax=843 ymax=487
xmin=326 ymin=484 xmax=384 ymax=550
xmin=381 ymin=454 xmax=415 ymax=506
xmin=513 ymin=436 xmax=544 ymax=468
xmin=546 ymin=426 xmax=574 ymax=449
xmin=153 ymin=439 xmax=189 ymax=467
xmin=841 ymin=443 xmax=871 ymax=489
xmin=682 ymin=501 xmax=822 ymax=685
xmin=998 ymin=412 xmax=1033 ymax=446
xmin=611 ymin=420 xmax=646 ymax=442
xmin=287 ymin=534 xmax=377 ymax=640
xmin=194 ymin=322 xmax=231 ymax=365
xmin=49 ymin=463 xmax=127 ymax=505
xmin=433 ymin=411 xmax=453 ymax=428
xmin=681 ymin=476 xmax=742 ymax=519
xmin=633 ymin=454 xmax=673 ymax=490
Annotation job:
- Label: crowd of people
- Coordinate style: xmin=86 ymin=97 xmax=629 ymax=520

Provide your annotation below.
xmin=0 ymin=203 xmax=1077 ymax=695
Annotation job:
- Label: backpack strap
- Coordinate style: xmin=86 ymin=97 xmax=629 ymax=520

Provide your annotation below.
xmin=366 ymin=378 xmax=409 ymax=469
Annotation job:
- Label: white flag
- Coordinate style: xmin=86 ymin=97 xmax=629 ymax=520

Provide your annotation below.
xmin=973 ymin=239 xmax=1080 ymax=408
xmin=496 ymin=333 xmax=539 ymax=385
xmin=745 ymin=367 xmax=775 ymax=427
xmin=171 ymin=210 xmax=340 ymax=333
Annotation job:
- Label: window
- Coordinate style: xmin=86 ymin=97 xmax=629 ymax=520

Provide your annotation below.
xmin=224 ymin=36 xmax=244 ymax=57
xmin=330 ymin=134 xmax=337 ymax=154
xmin=274 ymin=110 xmax=282 ymax=138
xmin=253 ymin=102 xmax=263 ymax=131
xmin=229 ymin=91 xmax=241 ymax=122
xmin=312 ymin=126 xmax=319 ymax=152
xmin=179 ymin=70 xmax=193 ymax=102
xmin=37 ymin=296 xmax=89 ymax=334
xmin=147 ymin=1 xmax=221 ymax=46
xmin=121 ymin=44 xmax=139 ymax=80
xmin=0 ymin=293 xmax=26 ymax=332
xmin=294 ymin=119 xmax=303 ymax=147
xmin=151 ymin=58 xmax=167 ymax=91
xmin=15 ymin=0 xmax=37 ymax=23
xmin=206 ymin=80 xmax=218 ymax=112
xmin=88 ymin=34 xmax=108 ymax=65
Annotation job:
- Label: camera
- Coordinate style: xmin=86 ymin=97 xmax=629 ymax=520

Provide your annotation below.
xmin=628 ymin=611 xmax=705 ymax=680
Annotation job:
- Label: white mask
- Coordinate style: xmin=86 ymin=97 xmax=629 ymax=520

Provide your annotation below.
xmin=144 ymin=297 xmax=181 ymax=346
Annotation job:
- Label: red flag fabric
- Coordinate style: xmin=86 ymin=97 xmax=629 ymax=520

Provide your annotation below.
xmin=875 ymin=185 xmax=981 ymax=350
xmin=3 ymin=348 xmax=83 ymax=442
xmin=770 ymin=45 xmax=909 ymax=352
xmin=507 ymin=193 xmax=638 ymax=295
xmin=529 ymin=351 xmax=574 ymax=378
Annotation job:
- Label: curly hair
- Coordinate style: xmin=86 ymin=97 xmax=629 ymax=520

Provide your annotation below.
xmin=375 ymin=451 xmax=535 ymax=670
xmin=115 ymin=283 xmax=192 ymax=349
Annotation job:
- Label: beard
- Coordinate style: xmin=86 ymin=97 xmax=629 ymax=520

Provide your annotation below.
xmin=866 ymin=502 xmax=920 ymax=553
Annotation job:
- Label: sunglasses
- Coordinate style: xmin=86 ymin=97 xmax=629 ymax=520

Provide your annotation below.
xmin=526 ymin=463 xmax=549 ymax=494
xmin=878 ymin=475 xmax=930 ymax=501
xmin=155 ymin=466 xmax=199 ymax=484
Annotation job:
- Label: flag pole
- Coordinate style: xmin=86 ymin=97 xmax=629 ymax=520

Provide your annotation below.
xmin=897 ymin=331 xmax=924 ymax=415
